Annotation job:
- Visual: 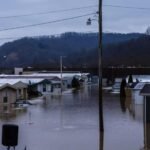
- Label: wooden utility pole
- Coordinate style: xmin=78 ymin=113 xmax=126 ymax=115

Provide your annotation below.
xmin=98 ymin=0 xmax=104 ymax=132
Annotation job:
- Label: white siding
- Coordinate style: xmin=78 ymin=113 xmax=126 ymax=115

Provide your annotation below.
xmin=132 ymin=90 xmax=143 ymax=104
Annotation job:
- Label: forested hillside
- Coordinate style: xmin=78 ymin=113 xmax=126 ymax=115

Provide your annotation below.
xmin=103 ymin=35 xmax=150 ymax=66
xmin=0 ymin=32 xmax=143 ymax=68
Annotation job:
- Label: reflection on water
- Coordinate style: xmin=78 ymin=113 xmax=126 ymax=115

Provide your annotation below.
xmin=143 ymin=97 xmax=150 ymax=150
xmin=100 ymin=131 xmax=104 ymax=150
xmin=103 ymin=91 xmax=143 ymax=150
xmin=120 ymin=97 xmax=126 ymax=113
xmin=144 ymin=123 xmax=150 ymax=150
xmin=0 ymin=85 xmax=148 ymax=150
xmin=120 ymin=96 xmax=136 ymax=119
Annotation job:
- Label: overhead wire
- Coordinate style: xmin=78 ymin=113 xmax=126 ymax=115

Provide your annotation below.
xmin=0 ymin=3 xmax=149 ymax=40
xmin=0 ymin=4 xmax=150 ymax=20
xmin=104 ymin=4 xmax=150 ymax=11
xmin=0 ymin=12 xmax=96 ymax=32
xmin=0 ymin=5 xmax=98 ymax=19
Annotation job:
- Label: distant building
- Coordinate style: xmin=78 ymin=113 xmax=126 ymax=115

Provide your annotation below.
xmin=111 ymin=78 xmax=123 ymax=94
xmin=91 ymin=76 xmax=99 ymax=84
xmin=0 ymin=72 xmax=89 ymax=96
xmin=51 ymin=80 xmax=61 ymax=95
xmin=62 ymin=77 xmax=74 ymax=89
xmin=14 ymin=67 xmax=23 ymax=75
xmin=35 ymin=79 xmax=52 ymax=94
xmin=31 ymin=79 xmax=61 ymax=95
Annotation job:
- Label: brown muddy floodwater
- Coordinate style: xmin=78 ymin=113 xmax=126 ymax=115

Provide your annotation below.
xmin=0 ymin=85 xmax=144 ymax=150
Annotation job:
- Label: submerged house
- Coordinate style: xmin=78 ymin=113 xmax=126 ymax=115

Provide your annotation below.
xmin=13 ymin=81 xmax=28 ymax=100
xmin=112 ymin=78 xmax=123 ymax=94
xmin=140 ymin=84 xmax=150 ymax=149
xmin=0 ymin=84 xmax=16 ymax=114
xmin=31 ymin=79 xmax=61 ymax=95
xmin=62 ymin=76 xmax=74 ymax=89
xmin=36 ymin=79 xmax=52 ymax=94
xmin=131 ymin=82 xmax=145 ymax=104
xmin=51 ymin=80 xmax=61 ymax=95
xmin=91 ymin=75 xmax=99 ymax=84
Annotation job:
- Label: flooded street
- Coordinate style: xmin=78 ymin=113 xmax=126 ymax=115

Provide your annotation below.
xmin=103 ymin=93 xmax=143 ymax=150
xmin=0 ymin=85 xmax=145 ymax=150
xmin=0 ymin=85 xmax=99 ymax=150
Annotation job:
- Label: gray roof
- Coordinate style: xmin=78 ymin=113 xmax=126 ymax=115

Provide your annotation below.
xmin=140 ymin=84 xmax=150 ymax=96
xmin=127 ymin=75 xmax=150 ymax=82
xmin=0 ymin=83 xmax=16 ymax=91
xmin=0 ymin=73 xmax=85 ymax=79
xmin=133 ymin=83 xmax=145 ymax=90
xmin=13 ymin=81 xmax=28 ymax=88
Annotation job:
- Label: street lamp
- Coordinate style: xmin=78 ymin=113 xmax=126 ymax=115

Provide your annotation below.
xmin=60 ymin=56 xmax=66 ymax=92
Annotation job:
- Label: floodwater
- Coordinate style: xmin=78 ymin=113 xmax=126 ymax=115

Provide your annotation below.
xmin=0 ymin=85 xmax=145 ymax=150
xmin=103 ymin=92 xmax=144 ymax=150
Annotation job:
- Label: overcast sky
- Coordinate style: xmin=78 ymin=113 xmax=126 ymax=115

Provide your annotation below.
xmin=0 ymin=0 xmax=150 ymax=45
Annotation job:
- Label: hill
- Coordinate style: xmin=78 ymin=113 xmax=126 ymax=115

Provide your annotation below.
xmin=0 ymin=32 xmax=143 ymax=69
xmin=103 ymin=35 xmax=150 ymax=66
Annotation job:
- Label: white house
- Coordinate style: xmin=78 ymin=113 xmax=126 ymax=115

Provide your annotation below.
xmin=62 ymin=77 xmax=73 ymax=89
xmin=126 ymin=75 xmax=150 ymax=83
xmin=91 ymin=75 xmax=99 ymax=84
xmin=14 ymin=67 xmax=23 ymax=75
xmin=132 ymin=82 xmax=145 ymax=104
xmin=140 ymin=83 xmax=150 ymax=149
xmin=51 ymin=80 xmax=61 ymax=95
xmin=31 ymin=79 xmax=61 ymax=95
xmin=36 ymin=79 xmax=51 ymax=94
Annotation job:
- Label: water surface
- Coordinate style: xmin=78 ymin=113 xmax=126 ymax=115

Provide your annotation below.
xmin=0 ymin=85 xmax=144 ymax=150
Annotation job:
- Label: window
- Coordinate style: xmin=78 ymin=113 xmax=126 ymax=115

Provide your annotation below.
xmin=43 ymin=84 xmax=46 ymax=92
xmin=3 ymin=96 xmax=8 ymax=103
xmin=19 ymin=89 xmax=21 ymax=95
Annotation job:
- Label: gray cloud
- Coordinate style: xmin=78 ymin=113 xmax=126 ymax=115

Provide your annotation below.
xmin=103 ymin=0 xmax=150 ymax=33
xmin=0 ymin=0 xmax=150 ymax=45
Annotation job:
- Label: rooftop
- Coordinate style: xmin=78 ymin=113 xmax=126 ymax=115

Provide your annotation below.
xmin=140 ymin=84 xmax=150 ymax=96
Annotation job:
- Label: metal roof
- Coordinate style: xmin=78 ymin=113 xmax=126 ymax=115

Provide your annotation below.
xmin=126 ymin=75 xmax=150 ymax=82
xmin=0 ymin=78 xmax=44 ymax=85
xmin=0 ymin=73 xmax=86 ymax=79
xmin=140 ymin=84 xmax=150 ymax=96
xmin=133 ymin=83 xmax=145 ymax=90
xmin=0 ymin=83 xmax=16 ymax=91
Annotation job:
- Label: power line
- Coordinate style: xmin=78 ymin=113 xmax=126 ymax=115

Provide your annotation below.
xmin=0 ymin=5 xmax=98 ymax=19
xmin=104 ymin=4 xmax=150 ymax=11
xmin=1 ymin=4 xmax=149 ymax=35
xmin=0 ymin=4 xmax=150 ymax=20
xmin=0 ymin=12 xmax=96 ymax=32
